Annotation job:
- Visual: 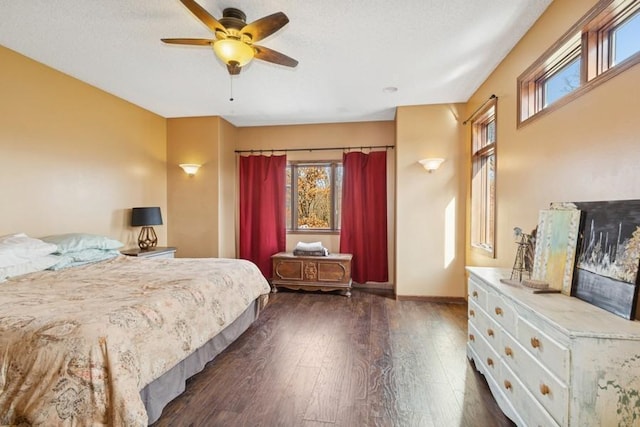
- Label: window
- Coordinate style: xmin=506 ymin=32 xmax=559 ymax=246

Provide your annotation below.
xmin=612 ymin=10 xmax=640 ymax=64
xmin=471 ymin=99 xmax=497 ymax=257
xmin=543 ymin=51 xmax=581 ymax=108
xmin=286 ymin=161 xmax=343 ymax=232
xmin=518 ymin=0 xmax=640 ymax=126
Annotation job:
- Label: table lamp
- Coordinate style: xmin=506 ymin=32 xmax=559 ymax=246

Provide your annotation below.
xmin=131 ymin=207 xmax=163 ymax=249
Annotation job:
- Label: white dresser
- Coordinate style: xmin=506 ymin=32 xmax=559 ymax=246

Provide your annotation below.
xmin=466 ymin=267 xmax=640 ymax=427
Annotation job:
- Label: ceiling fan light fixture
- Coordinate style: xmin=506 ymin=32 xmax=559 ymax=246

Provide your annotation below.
xmin=163 ymin=1 xmax=296 ymax=75
xmin=213 ymin=39 xmax=255 ymax=67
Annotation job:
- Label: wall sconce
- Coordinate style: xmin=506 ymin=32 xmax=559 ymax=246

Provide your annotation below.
xmin=418 ymin=158 xmax=445 ymax=173
xmin=179 ymin=164 xmax=200 ymax=176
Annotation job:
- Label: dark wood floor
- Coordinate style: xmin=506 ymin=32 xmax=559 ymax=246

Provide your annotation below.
xmin=152 ymin=289 xmax=515 ymax=427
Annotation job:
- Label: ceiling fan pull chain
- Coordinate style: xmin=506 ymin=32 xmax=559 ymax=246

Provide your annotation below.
xmin=229 ymin=75 xmax=234 ymax=102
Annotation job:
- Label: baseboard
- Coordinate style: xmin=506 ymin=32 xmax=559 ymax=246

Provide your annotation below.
xmin=395 ymin=295 xmax=466 ymax=304
xmin=352 ymin=282 xmax=394 ymax=291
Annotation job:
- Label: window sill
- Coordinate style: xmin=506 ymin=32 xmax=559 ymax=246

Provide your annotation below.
xmin=471 ymin=243 xmax=495 ymax=258
xmin=287 ymin=230 xmax=340 ymax=236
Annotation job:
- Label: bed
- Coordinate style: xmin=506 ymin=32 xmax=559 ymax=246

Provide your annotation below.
xmin=0 ymin=252 xmax=271 ymax=426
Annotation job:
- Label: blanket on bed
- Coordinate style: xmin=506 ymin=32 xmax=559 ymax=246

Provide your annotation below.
xmin=0 ymin=256 xmax=270 ymax=426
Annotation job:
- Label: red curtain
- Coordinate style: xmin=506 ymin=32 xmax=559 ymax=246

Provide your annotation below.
xmin=339 ymin=151 xmax=388 ymax=283
xmin=239 ymin=155 xmax=286 ymax=278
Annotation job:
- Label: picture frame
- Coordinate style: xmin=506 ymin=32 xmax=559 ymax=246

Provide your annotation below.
xmin=532 ymin=208 xmax=581 ymax=295
xmin=560 ymin=200 xmax=640 ymax=320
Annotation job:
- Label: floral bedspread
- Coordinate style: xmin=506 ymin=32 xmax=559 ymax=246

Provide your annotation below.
xmin=0 ymin=256 xmax=270 ymax=426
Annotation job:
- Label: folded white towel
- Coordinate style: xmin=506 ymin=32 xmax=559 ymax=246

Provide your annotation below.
xmin=295 ymin=241 xmax=324 ymax=251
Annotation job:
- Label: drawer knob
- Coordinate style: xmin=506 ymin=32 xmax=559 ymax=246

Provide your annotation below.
xmin=504 ymin=346 xmax=513 ymax=357
xmin=472 ymin=291 xmax=478 ymax=298
xmin=504 ymin=380 xmax=512 ymax=390
xmin=487 ymin=357 xmax=494 ymax=367
xmin=540 ymin=383 xmax=550 ymax=396
xmin=469 ymin=334 xmax=475 ymax=342
xmin=494 ymin=307 xmax=503 ymax=316
xmin=531 ymin=337 xmax=541 ymax=349
xmin=469 ymin=309 xmax=475 ymax=317
xmin=487 ymin=328 xmax=494 ymax=337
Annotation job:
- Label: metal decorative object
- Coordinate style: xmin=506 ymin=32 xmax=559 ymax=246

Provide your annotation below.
xmin=511 ymin=227 xmax=534 ymax=282
xmin=137 ymin=226 xmax=158 ymax=250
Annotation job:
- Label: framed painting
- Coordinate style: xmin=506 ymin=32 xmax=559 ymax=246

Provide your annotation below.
xmin=532 ymin=208 xmax=581 ymax=295
xmin=566 ymin=200 xmax=640 ymax=320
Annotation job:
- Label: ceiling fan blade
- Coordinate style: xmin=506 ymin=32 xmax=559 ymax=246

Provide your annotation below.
xmin=254 ymin=45 xmax=298 ymax=67
xmin=241 ymin=12 xmax=289 ymax=42
xmin=161 ymin=38 xmax=213 ymax=46
xmin=180 ymin=0 xmax=226 ymax=34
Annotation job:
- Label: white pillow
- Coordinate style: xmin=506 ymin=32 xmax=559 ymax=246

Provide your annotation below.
xmin=0 ymin=254 xmax=61 ymax=282
xmin=0 ymin=233 xmax=58 ymax=268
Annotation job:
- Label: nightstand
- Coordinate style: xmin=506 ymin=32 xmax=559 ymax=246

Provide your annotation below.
xmin=120 ymin=246 xmax=177 ymax=259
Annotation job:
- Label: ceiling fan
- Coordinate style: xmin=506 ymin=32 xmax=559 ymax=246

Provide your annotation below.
xmin=162 ymin=0 xmax=298 ymax=75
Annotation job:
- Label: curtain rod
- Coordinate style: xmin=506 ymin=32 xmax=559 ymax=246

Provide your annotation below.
xmin=234 ymin=145 xmax=395 ymax=154
xmin=462 ymin=94 xmax=497 ymax=125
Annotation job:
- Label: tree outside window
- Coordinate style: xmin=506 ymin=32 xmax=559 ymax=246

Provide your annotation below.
xmin=286 ymin=162 xmax=342 ymax=232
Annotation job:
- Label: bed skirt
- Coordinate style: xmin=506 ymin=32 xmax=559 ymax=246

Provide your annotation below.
xmin=141 ymin=298 xmax=262 ymax=424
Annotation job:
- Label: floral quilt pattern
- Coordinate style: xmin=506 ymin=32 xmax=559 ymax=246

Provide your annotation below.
xmin=0 ymin=256 xmax=270 ymax=426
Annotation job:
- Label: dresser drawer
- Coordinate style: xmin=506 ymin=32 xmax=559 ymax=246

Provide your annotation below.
xmin=501 ymin=362 xmax=560 ymax=427
xmin=468 ymin=301 xmax=480 ymax=324
xmin=467 ymin=321 xmax=482 ymax=365
xmin=468 ymin=277 xmax=488 ymax=310
xmin=487 ymin=292 xmax=517 ymax=337
xmin=502 ymin=333 xmax=568 ymax=426
xmin=517 ymin=317 xmax=569 ymax=383
xmin=469 ymin=299 xmax=502 ymax=353
xmin=468 ymin=322 xmax=501 ymax=378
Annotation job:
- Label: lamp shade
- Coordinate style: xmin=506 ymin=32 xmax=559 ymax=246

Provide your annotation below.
xmin=213 ymin=39 xmax=255 ymax=66
xmin=131 ymin=207 xmax=163 ymax=227
xmin=418 ymin=158 xmax=445 ymax=172
xmin=179 ymin=164 xmax=201 ymax=176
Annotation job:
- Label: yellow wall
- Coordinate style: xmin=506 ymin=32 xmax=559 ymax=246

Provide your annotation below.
xmin=466 ymin=0 xmax=640 ymax=268
xmin=166 ymin=116 xmax=238 ymax=258
xmin=219 ymin=119 xmax=238 ymax=258
xmin=4 ymin=0 xmax=637 ymax=298
xmin=236 ymin=121 xmax=396 ymax=284
xmin=0 ymin=45 xmax=167 ymax=247
xmin=167 ymin=116 xmax=218 ymax=257
xmin=395 ymin=104 xmax=466 ymax=298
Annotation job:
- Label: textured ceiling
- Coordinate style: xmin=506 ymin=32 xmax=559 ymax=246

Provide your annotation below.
xmin=0 ymin=0 xmax=551 ymax=127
